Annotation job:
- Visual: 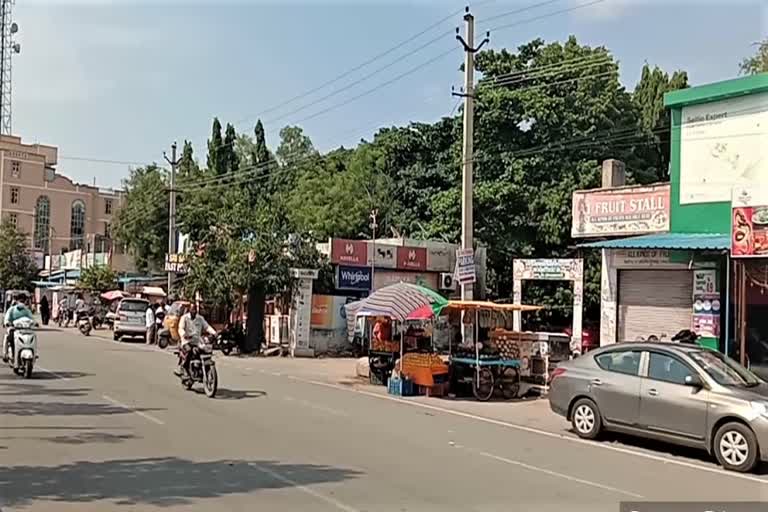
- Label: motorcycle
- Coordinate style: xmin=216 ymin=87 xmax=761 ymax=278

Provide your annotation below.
xmin=4 ymin=317 xmax=38 ymax=378
xmin=215 ymin=325 xmax=244 ymax=356
xmin=76 ymin=309 xmax=92 ymax=336
xmin=173 ymin=338 xmax=218 ymax=398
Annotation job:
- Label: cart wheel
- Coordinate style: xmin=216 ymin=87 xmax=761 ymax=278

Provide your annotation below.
xmin=472 ymin=367 xmax=494 ymax=401
xmin=499 ymin=367 xmax=521 ymax=400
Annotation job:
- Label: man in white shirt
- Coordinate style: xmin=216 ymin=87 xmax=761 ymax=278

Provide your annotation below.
xmin=145 ymin=304 xmax=156 ymax=344
xmin=177 ymin=304 xmax=216 ymax=378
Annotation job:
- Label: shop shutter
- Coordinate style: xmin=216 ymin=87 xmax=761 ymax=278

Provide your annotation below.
xmin=617 ymin=270 xmax=693 ymax=342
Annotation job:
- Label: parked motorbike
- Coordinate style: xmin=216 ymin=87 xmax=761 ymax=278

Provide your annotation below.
xmin=4 ymin=316 xmax=38 ymax=378
xmin=76 ymin=309 xmax=92 ymax=336
xmin=215 ymin=324 xmax=244 ymax=356
xmin=173 ymin=339 xmax=218 ymax=398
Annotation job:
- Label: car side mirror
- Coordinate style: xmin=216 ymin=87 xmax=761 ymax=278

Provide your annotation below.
xmin=685 ymin=374 xmax=703 ymax=388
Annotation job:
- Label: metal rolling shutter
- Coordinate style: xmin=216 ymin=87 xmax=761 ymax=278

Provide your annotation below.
xmin=618 ymin=270 xmax=693 ymax=342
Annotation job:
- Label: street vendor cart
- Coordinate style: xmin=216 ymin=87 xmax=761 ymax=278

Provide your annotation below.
xmin=445 ymin=301 xmax=544 ymax=401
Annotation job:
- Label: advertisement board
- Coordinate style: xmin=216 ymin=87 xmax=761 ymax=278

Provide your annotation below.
xmin=310 ymin=295 xmax=348 ymax=330
xmin=165 ymin=253 xmax=189 ymax=273
xmin=336 ymin=265 xmax=372 ymax=291
xmin=330 ymin=239 xmax=369 ymax=266
xmin=692 ymin=269 xmax=720 ymax=337
xmin=513 ymin=258 xmax=583 ymax=281
xmin=374 ymin=270 xmax=438 ymax=291
xmin=371 ymin=244 xmax=397 ymax=269
xmin=571 ymin=184 xmax=670 ymax=237
xmin=426 ymin=246 xmax=452 ymax=272
xmin=455 ymin=248 xmax=476 ymax=284
xmin=397 ymin=246 xmax=426 ymax=271
xmin=680 ymin=92 xmax=768 ymax=205
xmin=732 ymin=185 xmax=768 ymax=257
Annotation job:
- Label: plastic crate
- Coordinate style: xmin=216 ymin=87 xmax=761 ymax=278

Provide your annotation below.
xmin=388 ymin=377 xmax=414 ymax=397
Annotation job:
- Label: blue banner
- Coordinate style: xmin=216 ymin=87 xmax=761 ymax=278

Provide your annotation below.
xmin=336 ymin=265 xmax=372 ymax=291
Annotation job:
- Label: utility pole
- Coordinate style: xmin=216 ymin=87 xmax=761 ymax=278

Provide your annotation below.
xmin=455 ymin=7 xmax=488 ymax=342
xmin=164 ymin=142 xmax=179 ymax=294
xmin=370 ymin=209 xmax=378 ymax=293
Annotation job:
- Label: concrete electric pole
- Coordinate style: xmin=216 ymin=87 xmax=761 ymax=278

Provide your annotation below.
xmin=455 ymin=8 xmax=488 ymax=341
xmin=370 ymin=209 xmax=378 ymax=291
xmin=164 ymin=142 xmax=179 ymax=294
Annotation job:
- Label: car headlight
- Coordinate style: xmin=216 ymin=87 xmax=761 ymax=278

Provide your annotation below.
xmin=750 ymin=401 xmax=768 ymax=419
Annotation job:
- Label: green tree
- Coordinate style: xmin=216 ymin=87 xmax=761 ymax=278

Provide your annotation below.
xmin=276 ymin=125 xmax=317 ymax=167
xmin=631 ymin=64 xmax=688 ymax=182
xmin=178 ymin=140 xmax=201 ymax=180
xmin=207 ymin=118 xmax=226 ymax=175
xmin=78 ymin=265 xmax=118 ymax=293
xmin=0 ymin=219 xmax=38 ymax=291
xmin=113 ymin=165 xmax=169 ymax=272
xmin=740 ymin=38 xmax=768 ymax=75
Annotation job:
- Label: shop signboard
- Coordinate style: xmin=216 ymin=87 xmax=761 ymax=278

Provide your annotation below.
xmin=732 ymin=185 xmax=768 ymax=257
xmin=336 ymin=265 xmax=372 ymax=291
xmin=397 ymin=246 xmax=426 ymax=271
xmin=310 ymin=295 xmax=348 ymax=330
xmin=692 ymin=269 xmax=720 ymax=337
xmin=62 ymin=249 xmax=82 ymax=270
xmin=371 ymin=244 xmax=397 ymax=269
xmin=571 ymin=184 xmax=670 ymax=237
xmin=427 ymin=246 xmax=453 ymax=272
xmin=513 ymin=258 xmax=582 ymax=281
xmin=374 ymin=270 xmax=438 ymax=291
xmin=455 ymin=248 xmax=476 ymax=284
xmin=680 ymin=92 xmax=768 ymax=205
xmin=164 ymin=253 xmax=189 ymax=274
xmin=330 ymin=238 xmax=368 ymax=266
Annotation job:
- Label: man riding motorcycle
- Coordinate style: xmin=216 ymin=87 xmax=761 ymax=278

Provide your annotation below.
xmin=3 ymin=295 xmax=34 ymax=363
xmin=175 ymin=304 xmax=216 ymax=379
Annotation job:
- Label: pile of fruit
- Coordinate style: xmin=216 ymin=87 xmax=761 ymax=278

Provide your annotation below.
xmin=402 ymin=352 xmax=448 ymax=372
xmin=371 ymin=339 xmax=401 ymax=353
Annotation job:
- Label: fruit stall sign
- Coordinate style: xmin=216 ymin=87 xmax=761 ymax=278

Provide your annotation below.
xmin=571 ymin=184 xmax=670 ymax=237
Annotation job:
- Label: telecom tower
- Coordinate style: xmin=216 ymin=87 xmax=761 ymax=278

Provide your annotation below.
xmin=0 ymin=0 xmax=19 ymax=135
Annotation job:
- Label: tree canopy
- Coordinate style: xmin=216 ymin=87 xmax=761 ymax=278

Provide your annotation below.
xmin=0 ymin=219 xmax=38 ymax=291
xmin=78 ymin=265 xmax=118 ymax=293
xmin=740 ymin=38 xmax=768 ymax=75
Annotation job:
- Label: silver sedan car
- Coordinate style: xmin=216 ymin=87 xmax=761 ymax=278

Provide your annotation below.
xmin=549 ymin=342 xmax=768 ymax=472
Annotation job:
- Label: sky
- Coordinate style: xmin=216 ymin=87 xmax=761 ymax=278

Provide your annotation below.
xmin=10 ymin=0 xmax=767 ymax=189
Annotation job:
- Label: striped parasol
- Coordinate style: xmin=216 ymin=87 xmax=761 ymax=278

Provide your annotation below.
xmin=345 ymin=283 xmax=447 ymax=340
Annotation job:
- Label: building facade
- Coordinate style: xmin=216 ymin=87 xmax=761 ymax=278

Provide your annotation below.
xmin=0 ymin=134 xmax=121 ymax=265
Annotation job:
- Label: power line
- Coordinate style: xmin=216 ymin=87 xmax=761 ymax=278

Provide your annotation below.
xmin=487 ymin=0 xmax=607 ymax=32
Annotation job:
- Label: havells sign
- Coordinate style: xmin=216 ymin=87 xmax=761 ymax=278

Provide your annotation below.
xmin=336 ymin=265 xmax=372 ymax=291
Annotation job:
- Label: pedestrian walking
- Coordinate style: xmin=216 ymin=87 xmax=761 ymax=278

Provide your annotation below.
xmin=39 ymin=295 xmax=50 ymax=326
xmin=145 ymin=303 xmax=156 ymax=344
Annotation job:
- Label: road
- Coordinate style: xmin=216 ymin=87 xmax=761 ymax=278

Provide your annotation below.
xmin=1 ymin=327 xmax=767 ymax=511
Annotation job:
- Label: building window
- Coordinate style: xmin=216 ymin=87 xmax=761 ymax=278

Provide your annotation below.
xmin=105 ymin=199 xmax=113 ymax=215
xmin=10 ymin=187 xmax=19 ymax=204
xmin=33 ymin=196 xmax=51 ymax=251
xmin=104 ymin=222 xmax=111 ymax=238
xmin=70 ymin=200 xmax=86 ymax=250
xmin=10 ymin=160 xmax=20 ymax=178
xmin=8 ymin=213 xmax=17 ymax=226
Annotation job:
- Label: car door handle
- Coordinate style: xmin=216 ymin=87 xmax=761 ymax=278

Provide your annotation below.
xmin=590 ymin=379 xmax=603 ymax=386
xmin=648 ymin=388 xmax=659 ymax=396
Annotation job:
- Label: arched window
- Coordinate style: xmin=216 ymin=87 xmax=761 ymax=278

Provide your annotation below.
xmin=33 ymin=196 xmax=51 ymax=251
xmin=70 ymin=200 xmax=86 ymax=250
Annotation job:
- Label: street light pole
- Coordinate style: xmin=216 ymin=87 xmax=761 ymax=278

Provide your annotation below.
xmin=164 ymin=142 xmax=179 ymax=294
xmin=370 ymin=209 xmax=378 ymax=293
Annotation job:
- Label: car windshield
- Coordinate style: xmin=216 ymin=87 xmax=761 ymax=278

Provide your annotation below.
xmin=119 ymin=300 xmax=149 ymax=312
xmin=689 ymin=350 xmax=762 ymax=387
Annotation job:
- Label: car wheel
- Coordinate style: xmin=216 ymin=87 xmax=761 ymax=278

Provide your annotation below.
xmin=113 ymin=332 xmax=121 ymax=341
xmin=571 ymin=398 xmax=602 ymax=440
xmin=714 ymin=422 xmax=759 ymax=473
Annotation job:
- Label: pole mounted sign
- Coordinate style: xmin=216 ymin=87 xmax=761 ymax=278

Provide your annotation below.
xmin=455 ymin=248 xmax=476 ymax=285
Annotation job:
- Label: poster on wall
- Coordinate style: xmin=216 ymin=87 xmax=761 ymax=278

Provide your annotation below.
xmin=571 ymin=184 xmax=670 ymax=237
xmin=732 ymin=185 xmax=768 ymax=257
xmin=692 ymin=269 xmax=720 ymax=337
xmin=679 ymin=92 xmax=768 ymax=205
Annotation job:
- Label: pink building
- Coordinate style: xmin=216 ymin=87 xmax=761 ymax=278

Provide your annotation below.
xmin=0 ymin=135 xmax=122 ymax=263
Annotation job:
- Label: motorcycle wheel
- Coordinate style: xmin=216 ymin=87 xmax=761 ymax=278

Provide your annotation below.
xmin=181 ymin=378 xmax=193 ymax=390
xmin=23 ymin=360 xmax=33 ymax=379
xmin=158 ymin=335 xmax=169 ymax=349
xmin=221 ymin=346 xmax=232 ymax=356
xmin=203 ymin=365 xmax=218 ymax=398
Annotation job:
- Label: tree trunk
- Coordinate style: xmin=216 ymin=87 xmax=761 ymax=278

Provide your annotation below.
xmin=244 ymin=282 xmax=266 ymax=354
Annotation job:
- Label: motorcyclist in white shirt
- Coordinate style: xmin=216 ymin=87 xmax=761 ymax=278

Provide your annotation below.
xmin=3 ymin=295 xmax=34 ymax=363
xmin=176 ymin=304 xmax=216 ymax=378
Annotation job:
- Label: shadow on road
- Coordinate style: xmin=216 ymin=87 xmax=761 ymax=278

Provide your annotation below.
xmin=2 ymin=401 xmax=165 ymax=417
xmin=0 ymin=457 xmax=364 ymax=507
xmin=29 ymin=371 xmax=92 ymax=381
xmin=0 ymin=383 xmax=91 ymax=397
xmin=207 ymin=389 xmax=267 ymax=400
xmin=1 ymin=431 xmax=138 ymax=445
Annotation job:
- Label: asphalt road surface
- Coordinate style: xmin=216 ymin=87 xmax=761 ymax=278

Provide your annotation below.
xmin=1 ymin=327 xmax=767 ymax=511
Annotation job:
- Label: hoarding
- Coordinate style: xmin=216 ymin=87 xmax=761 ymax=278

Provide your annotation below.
xmin=680 ymin=92 xmax=768 ymax=205
xmin=336 ymin=265 xmax=372 ymax=291
xmin=571 ymin=184 xmax=670 ymax=237
xmin=396 ymin=246 xmax=426 ymax=271
xmin=330 ymin=239 xmax=369 ymax=266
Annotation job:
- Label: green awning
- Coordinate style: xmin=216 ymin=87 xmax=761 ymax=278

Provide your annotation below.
xmin=579 ymin=232 xmax=730 ymax=251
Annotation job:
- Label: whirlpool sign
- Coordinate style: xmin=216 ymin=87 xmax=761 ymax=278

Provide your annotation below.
xmin=336 ymin=265 xmax=372 ymax=291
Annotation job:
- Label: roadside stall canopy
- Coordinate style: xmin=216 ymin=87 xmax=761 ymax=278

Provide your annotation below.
xmin=578 ymin=232 xmax=730 ymax=250
xmin=345 ymin=283 xmax=448 ymax=340
xmin=442 ymin=300 xmax=543 ymax=313
xmin=141 ymin=286 xmax=167 ymax=297
xmin=101 ymin=290 xmax=127 ymax=302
